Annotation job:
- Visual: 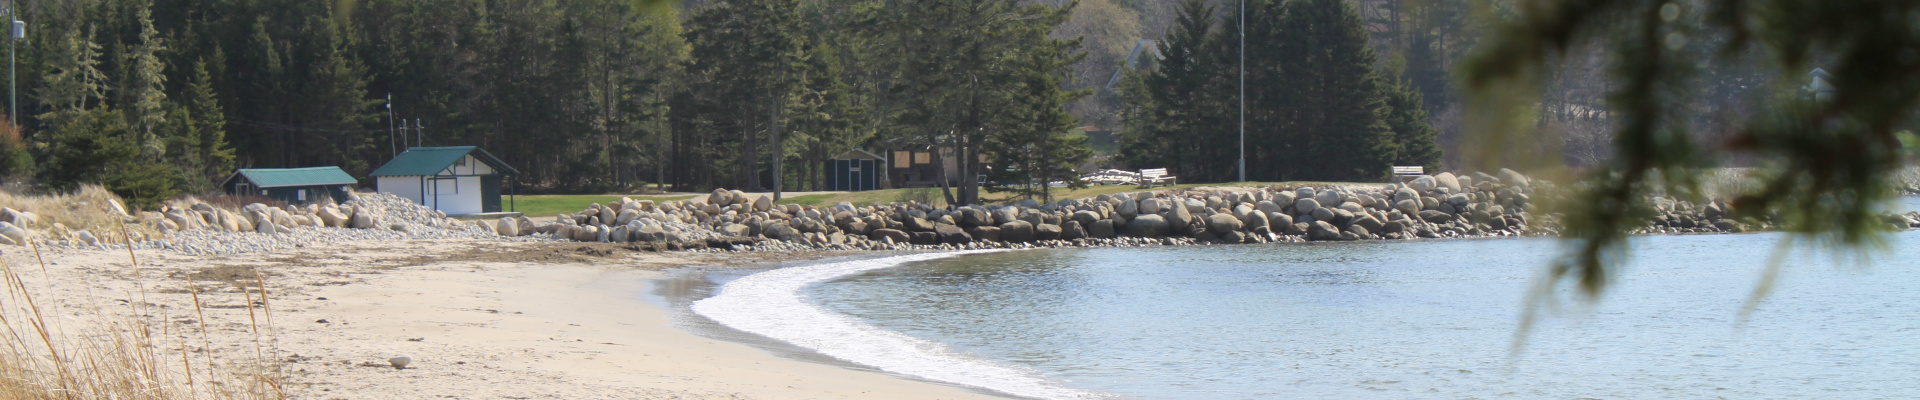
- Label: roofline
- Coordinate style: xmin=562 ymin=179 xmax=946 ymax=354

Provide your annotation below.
xmin=222 ymin=167 xmax=360 ymax=188
xmin=367 ymin=146 xmax=520 ymax=177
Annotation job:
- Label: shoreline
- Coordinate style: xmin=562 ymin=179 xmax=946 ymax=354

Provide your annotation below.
xmin=0 ymin=240 xmax=1008 ymax=399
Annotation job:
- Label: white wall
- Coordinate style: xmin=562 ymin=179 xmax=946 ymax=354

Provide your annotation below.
xmin=376 ymin=175 xmax=484 ymax=215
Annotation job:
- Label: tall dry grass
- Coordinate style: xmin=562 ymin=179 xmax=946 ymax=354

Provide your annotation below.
xmin=0 ymin=208 xmax=283 ymax=399
xmin=0 ymin=185 xmax=159 ymax=244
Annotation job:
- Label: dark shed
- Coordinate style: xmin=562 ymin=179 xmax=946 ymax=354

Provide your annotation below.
xmin=824 ymin=149 xmax=886 ymax=191
xmin=219 ymin=167 xmax=357 ymax=204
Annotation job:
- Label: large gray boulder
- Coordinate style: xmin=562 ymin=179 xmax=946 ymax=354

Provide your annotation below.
xmin=1306 ymin=221 xmax=1344 ymax=241
xmin=905 ymin=217 xmax=937 ymax=232
xmin=935 ymin=224 xmax=973 ymax=244
xmin=1139 ymin=198 xmax=1163 ymax=215
xmin=1089 ymin=220 xmax=1117 ymax=238
xmin=495 ymin=218 xmax=519 ymax=236
xmin=1116 ymin=198 xmax=1139 ymax=218
xmin=1059 ymin=221 xmax=1086 ymax=240
xmin=1419 ymin=209 xmax=1454 ymax=224
xmin=1206 ymin=213 xmax=1243 ymax=235
xmin=960 ymin=208 xmax=993 ymax=227
xmin=1034 ymin=223 xmax=1063 ymax=241
xmin=1000 ymin=221 xmax=1036 ymax=243
xmin=1394 ymin=199 xmax=1421 ymax=216
xmin=869 ymin=228 xmax=910 ymax=244
xmin=1294 ymin=198 xmax=1321 ymax=216
xmin=1167 ymin=202 xmax=1195 ymax=234
xmin=1072 ymin=210 xmax=1103 ymax=228
xmin=1434 ymin=172 xmax=1462 ymax=193
xmin=1498 ymin=168 xmax=1530 ymax=188
xmin=993 ymin=207 xmax=1021 ymax=226
xmin=1409 ymin=175 xmax=1438 ymax=192
xmin=1240 ymin=211 xmax=1269 ymax=232
xmin=1126 ymin=214 xmax=1170 ymax=237
xmin=966 ymin=226 xmax=1003 ymax=242
xmin=1314 ymin=190 xmax=1343 ymax=209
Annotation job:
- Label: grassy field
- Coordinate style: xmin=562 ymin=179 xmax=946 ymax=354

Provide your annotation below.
xmin=503 ymin=194 xmax=697 ymax=217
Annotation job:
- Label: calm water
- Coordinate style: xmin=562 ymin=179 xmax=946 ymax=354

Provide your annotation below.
xmin=686 ymin=197 xmax=1920 ymax=399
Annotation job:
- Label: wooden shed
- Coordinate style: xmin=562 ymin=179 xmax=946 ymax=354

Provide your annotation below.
xmin=369 ymin=146 xmax=520 ymax=215
xmin=219 ymin=167 xmax=357 ymax=205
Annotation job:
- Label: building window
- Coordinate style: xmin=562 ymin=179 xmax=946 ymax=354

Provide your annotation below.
xmin=893 ymin=151 xmax=910 ymax=168
xmin=297 ymin=189 xmax=307 ymax=201
xmin=914 ymin=152 xmax=931 ymax=164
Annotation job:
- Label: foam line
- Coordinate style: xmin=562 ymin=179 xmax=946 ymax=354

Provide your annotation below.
xmin=691 ymin=251 xmax=1107 ymax=400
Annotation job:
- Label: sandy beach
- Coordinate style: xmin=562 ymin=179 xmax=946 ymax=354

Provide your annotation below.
xmin=0 ymin=239 xmax=1005 ymax=399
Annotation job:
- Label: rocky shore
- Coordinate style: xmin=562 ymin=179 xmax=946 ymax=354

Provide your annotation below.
xmin=2 ymin=168 xmax=1917 ymax=255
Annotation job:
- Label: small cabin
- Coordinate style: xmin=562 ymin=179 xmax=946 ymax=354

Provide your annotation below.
xmin=824 ymin=149 xmax=885 ymax=191
xmin=219 ymin=167 xmax=357 ymax=205
xmin=369 ymin=146 xmax=520 ymax=215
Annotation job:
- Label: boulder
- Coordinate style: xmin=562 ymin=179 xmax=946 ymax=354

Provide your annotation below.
xmin=910 ymin=231 xmax=941 ymax=245
xmin=1394 ymin=199 xmax=1421 ymax=216
xmin=636 ymin=225 xmax=669 ymax=242
xmin=993 ymin=208 xmax=1021 ymax=226
xmin=753 ymin=196 xmax=773 ymax=212
xmin=518 ymin=217 xmax=537 ymax=236
xmin=765 ymin=223 xmax=803 ymax=242
xmin=1419 ymin=210 xmax=1453 ymax=224
xmin=1268 ymin=212 xmax=1294 ymax=228
xmin=720 ymin=223 xmax=752 ymax=237
xmin=1167 ymin=202 xmax=1195 ymax=234
xmin=935 ymin=224 xmax=973 ymax=244
xmin=961 ymin=208 xmax=994 ymax=227
xmin=999 ymin=221 xmax=1036 ymax=243
xmin=1139 ymin=198 xmax=1162 ymax=215
xmin=350 ymin=211 xmax=377 ymax=229
xmin=1498 ymin=168 xmax=1530 ymax=188
xmin=316 ymin=206 xmax=349 ymax=227
xmin=1344 ymin=224 xmax=1372 ymax=239
xmin=0 ymin=222 xmax=27 ymax=245
xmin=495 ymin=218 xmax=519 ymax=236
xmin=1283 ymin=222 xmax=1309 ymax=236
xmin=1294 ymin=198 xmax=1321 ymax=216
xmin=1220 ymin=230 xmax=1248 ymax=244
xmin=1089 ymin=220 xmax=1117 ymax=238
xmin=1352 ymin=215 xmax=1385 ymax=233
xmin=1408 ymin=175 xmax=1438 ymax=192
xmin=1034 ymin=223 xmax=1063 ymax=241
xmin=1240 ymin=211 xmax=1269 ymax=231
xmin=707 ymin=189 xmax=733 ymax=206
xmin=1306 ymin=221 xmax=1344 ymax=241
xmin=1206 ymin=213 xmax=1243 ymax=235
xmin=965 ymin=226 xmax=1003 ymax=242
xmin=1125 ymin=214 xmax=1170 ymax=237
xmin=1116 ymin=199 xmax=1139 ymax=218
xmin=1072 ymin=210 xmax=1102 ymax=228
xmin=905 ymin=217 xmax=937 ymax=232
xmin=1434 ymin=172 xmax=1462 ymax=193
xmin=1059 ymin=221 xmax=1086 ymax=240
xmin=1314 ymin=191 xmax=1343 ymax=209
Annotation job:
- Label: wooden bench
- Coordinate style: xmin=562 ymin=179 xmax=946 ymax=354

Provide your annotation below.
xmin=1139 ymin=168 xmax=1177 ymax=188
xmin=1392 ymin=166 xmax=1424 ymax=183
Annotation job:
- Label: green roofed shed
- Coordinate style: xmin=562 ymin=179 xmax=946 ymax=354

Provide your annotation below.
xmin=370 ymin=146 xmax=520 ymax=215
xmin=219 ymin=167 xmax=358 ymax=204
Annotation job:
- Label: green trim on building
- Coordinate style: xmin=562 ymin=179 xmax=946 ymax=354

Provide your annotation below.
xmin=221 ymin=167 xmax=356 ymax=189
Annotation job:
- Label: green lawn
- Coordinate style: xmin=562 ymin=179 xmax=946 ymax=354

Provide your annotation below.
xmin=502 ymin=194 xmax=696 ymax=218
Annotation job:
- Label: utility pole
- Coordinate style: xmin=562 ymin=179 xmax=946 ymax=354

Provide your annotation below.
xmin=387 ymin=94 xmax=395 ymax=157
xmin=770 ymin=95 xmax=782 ymax=201
xmin=415 ymin=119 xmax=424 ymax=147
xmin=1238 ymin=0 xmax=1247 ymax=183
xmin=7 ymin=2 xmax=19 ymax=127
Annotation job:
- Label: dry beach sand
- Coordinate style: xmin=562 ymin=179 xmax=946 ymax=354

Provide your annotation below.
xmin=0 ymin=239 xmax=1004 ymax=399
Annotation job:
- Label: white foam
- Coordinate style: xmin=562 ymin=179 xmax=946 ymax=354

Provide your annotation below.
xmin=691 ymin=251 xmax=1108 ymax=400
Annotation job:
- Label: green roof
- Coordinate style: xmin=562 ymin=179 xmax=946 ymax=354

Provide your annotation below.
xmin=368 ymin=146 xmax=519 ymax=177
xmin=224 ymin=167 xmax=357 ymax=188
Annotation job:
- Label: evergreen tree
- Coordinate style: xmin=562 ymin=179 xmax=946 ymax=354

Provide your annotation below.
xmin=1282 ymin=0 xmax=1394 ymax=182
xmin=1382 ymin=77 xmax=1442 ymax=170
xmin=127 ymin=5 xmax=167 ymax=159
xmin=1118 ymin=0 xmax=1218 ymax=180
xmin=684 ymin=0 xmax=806 ymax=191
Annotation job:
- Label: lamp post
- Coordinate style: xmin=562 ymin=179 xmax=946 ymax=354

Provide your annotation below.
xmin=1238 ymin=0 xmax=1247 ymax=183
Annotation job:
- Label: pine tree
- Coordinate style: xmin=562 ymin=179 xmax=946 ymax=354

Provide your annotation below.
xmin=1383 ymin=77 xmax=1442 ymax=170
xmin=1118 ymin=0 xmax=1217 ymax=180
xmin=127 ymin=5 xmax=168 ymax=159
xmin=1278 ymin=0 xmax=1393 ymax=182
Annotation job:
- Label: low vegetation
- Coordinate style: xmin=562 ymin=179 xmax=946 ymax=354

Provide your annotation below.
xmin=506 ymin=195 xmax=696 ymax=219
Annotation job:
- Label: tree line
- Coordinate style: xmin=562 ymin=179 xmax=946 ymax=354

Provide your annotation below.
xmin=1116 ymin=0 xmax=1442 ymax=183
xmin=0 ymin=0 xmax=1104 ymax=208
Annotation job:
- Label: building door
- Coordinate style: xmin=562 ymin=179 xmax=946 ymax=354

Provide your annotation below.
xmin=481 ymin=175 xmax=502 ymax=213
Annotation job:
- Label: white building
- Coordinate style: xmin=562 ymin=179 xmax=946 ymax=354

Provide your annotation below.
xmin=369 ymin=146 xmax=520 ymax=215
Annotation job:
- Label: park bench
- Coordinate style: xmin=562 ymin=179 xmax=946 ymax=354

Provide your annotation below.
xmin=1139 ymin=168 xmax=1177 ymax=188
xmin=1392 ymin=165 xmax=1424 ymax=183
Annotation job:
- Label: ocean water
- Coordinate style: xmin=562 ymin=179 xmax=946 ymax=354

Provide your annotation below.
xmin=687 ymin=197 xmax=1920 ymax=399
